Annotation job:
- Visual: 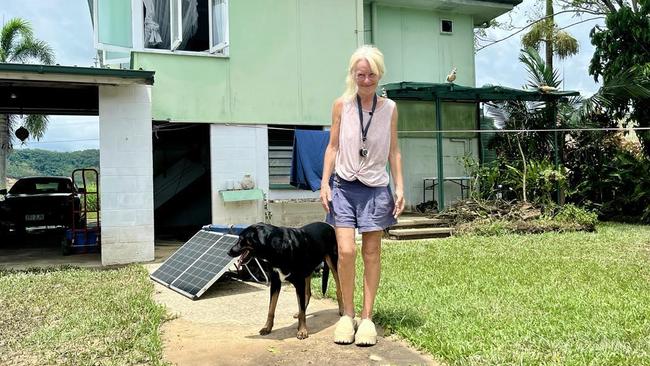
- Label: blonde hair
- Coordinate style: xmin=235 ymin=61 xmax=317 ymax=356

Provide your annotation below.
xmin=341 ymin=45 xmax=385 ymax=101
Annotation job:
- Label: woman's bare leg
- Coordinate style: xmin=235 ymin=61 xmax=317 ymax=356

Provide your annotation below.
xmin=335 ymin=227 xmax=357 ymax=317
xmin=360 ymin=230 xmax=382 ymax=319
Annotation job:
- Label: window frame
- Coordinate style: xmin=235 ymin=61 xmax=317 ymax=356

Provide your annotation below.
xmin=170 ymin=0 xmax=183 ymax=51
xmin=208 ymin=0 xmax=229 ymax=54
xmin=93 ymin=0 xmax=230 ymax=63
xmin=440 ymin=19 xmax=453 ymax=34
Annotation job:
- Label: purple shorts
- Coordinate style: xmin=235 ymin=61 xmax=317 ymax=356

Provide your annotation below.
xmin=326 ymin=175 xmax=397 ymax=233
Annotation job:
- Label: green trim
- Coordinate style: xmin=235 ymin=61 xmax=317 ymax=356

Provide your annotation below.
xmin=220 ymin=188 xmax=264 ymax=202
xmin=474 ymin=0 xmax=523 ymax=5
xmin=383 ymin=82 xmax=579 ymax=102
xmin=269 ymin=184 xmax=298 ymax=190
xmin=0 ymin=63 xmax=154 ymax=85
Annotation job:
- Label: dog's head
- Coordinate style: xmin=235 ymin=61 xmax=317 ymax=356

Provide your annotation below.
xmin=228 ymin=223 xmax=272 ymax=264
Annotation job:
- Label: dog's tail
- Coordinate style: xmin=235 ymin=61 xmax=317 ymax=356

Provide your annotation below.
xmin=321 ymin=261 xmax=329 ymax=295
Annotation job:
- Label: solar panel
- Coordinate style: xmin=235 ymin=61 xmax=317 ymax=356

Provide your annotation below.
xmin=150 ymin=230 xmax=240 ymax=299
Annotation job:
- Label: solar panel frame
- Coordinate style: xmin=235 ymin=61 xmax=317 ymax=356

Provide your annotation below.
xmin=150 ymin=230 xmax=240 ymax=300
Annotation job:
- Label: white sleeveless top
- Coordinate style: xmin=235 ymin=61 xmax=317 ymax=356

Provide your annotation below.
xmin=335 ymin=97 xmax=395 ymax=187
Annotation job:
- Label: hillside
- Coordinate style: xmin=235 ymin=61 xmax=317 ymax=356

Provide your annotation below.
xmin=7 ymin=149 xmax=99 ymax=178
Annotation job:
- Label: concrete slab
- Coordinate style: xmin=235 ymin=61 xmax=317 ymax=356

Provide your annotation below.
xmin=146 ymin=262 xmax=439 ymax=366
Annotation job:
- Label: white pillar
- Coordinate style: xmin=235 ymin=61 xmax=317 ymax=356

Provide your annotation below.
xmin=98 ymin=85 xmax=154 ymax=265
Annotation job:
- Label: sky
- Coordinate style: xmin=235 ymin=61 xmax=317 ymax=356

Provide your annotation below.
xmin=1 ymin=0 xmax=604 ymax=152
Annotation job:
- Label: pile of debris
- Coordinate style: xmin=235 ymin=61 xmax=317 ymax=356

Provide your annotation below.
xmin=433 ymin=199 xmax=596 ymax=235
xmin=437 ymin=199 xmax=542 ymax=226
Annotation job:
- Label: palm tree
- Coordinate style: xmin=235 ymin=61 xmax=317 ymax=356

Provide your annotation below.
xmin=485 ymin=48 xmax=568 ymax=202
xmin=521 ymin=0 xmax=579 ymax=72
xmin=0 ymin=18 xmax=54 ymax=190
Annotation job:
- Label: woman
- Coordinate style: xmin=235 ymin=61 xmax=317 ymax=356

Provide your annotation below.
xmin=320 ymin=45 xmax=404 ymax=346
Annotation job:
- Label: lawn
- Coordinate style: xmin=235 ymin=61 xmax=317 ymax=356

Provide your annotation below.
xmin=358 ymin=223 xmax=650 ymax=365
xmin=0 ymin=265 xmax=168 ymax=366
xmin=2 ymin=223 xmax=649 ymax=365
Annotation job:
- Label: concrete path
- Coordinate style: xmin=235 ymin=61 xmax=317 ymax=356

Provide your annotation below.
xmin=146 ymin=263 xmax=439 ymax=366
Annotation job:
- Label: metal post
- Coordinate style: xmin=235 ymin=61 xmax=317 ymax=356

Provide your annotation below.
xmin=435 ymin=96 xmax=445 ymax=210
xmin=553 ymin=104 xmax=561 ymax=204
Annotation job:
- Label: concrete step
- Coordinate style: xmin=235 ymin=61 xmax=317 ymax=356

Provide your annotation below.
xmin=386 ymin=227 xmax=453 ymax=240
xmin=391 ymin=217 xmax=449 ymax=229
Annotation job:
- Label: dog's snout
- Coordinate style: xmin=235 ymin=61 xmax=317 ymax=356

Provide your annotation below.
xmin=228 ymin=239 xmax=244 ymax=257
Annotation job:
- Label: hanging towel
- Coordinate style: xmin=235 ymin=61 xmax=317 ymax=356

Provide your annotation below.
xmin=290 ymin=129 xmax=330 ymax=191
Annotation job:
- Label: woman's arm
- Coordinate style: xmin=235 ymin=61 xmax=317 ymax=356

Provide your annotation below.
xmin=388 ymin=105 xmax=405 ymax=218
xmin=320 ymin=98 xmax=343 ymax=213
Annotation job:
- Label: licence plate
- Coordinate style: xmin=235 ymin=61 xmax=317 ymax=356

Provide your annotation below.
xmin=25 ymin=214 xmax=45 ymax=221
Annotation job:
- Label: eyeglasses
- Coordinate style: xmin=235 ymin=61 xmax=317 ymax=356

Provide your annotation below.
xmin=355 ymin=73 xmax=378 ymax=81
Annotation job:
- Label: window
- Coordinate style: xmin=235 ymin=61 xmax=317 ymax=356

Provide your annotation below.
xmin=92 ymin=0 xmax=228 ymax=57
xmin=142 ymin=0 xmax=228 ymax=53
xmin=441 ymin=19 xmax=453 ymax=34
xmin=268 ymin=125 xmax=323 ymax=188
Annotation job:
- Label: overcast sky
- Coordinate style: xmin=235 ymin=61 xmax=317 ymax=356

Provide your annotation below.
xmin=2 ymin=0 xmax=603 ymax=152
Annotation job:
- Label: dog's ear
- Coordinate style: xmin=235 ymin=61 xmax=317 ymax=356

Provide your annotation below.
xmin=253 ymin=224 xmax=270 ymax=247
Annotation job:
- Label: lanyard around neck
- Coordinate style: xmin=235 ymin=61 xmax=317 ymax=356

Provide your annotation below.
xmin=356 ymin=93 xmax=377 ymax=143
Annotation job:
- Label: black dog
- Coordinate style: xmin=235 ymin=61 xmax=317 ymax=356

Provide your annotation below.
xmin=228 ymin=222 xmax=343 ymax=339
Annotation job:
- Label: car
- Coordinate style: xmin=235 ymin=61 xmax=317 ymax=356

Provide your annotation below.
xmin=0 ymin=176 xmax=84 ymax=240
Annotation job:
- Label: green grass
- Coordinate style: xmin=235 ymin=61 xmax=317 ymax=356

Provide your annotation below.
xmin=0 ymin=265 xmax=168 ymax=366
xmin=321 ymin=223 xmax=650 ymax=365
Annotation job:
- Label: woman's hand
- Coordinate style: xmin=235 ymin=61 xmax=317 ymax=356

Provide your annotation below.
xmin=393 ymin=190 xmax=404 ymax=219
xmin=320 ymin=183 xmax=332 ymax=213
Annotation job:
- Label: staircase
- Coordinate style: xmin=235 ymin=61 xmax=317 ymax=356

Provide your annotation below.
xmin=386 ymin=214 xmax=453 ymax=240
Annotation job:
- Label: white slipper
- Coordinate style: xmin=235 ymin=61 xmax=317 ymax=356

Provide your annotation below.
xmin=354 ymin=318 xmax=377 ymax=346
xmin=333 ymin=315 xmax=356 ymax=344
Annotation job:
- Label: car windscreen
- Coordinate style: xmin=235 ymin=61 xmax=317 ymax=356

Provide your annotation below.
xmin=9 ymin=179 xmax=74 ymax=194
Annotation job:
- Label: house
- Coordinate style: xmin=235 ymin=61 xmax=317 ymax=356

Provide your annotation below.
xmin=87 ymin=0 xmax=520 ymax=263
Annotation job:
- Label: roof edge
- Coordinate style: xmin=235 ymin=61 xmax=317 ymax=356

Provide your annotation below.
xmin=0 ymin=63 xmax=154 ymax=85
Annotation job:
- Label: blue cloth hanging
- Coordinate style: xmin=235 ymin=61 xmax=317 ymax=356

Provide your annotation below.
xmin=290 ymin=129 xmax=330 ymax=191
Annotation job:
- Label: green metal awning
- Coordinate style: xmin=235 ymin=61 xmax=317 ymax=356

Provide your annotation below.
xmin=0 ymin=63 xmax=155 ymax=115
xmin=383 ymin=82 xmax=579 ymax=102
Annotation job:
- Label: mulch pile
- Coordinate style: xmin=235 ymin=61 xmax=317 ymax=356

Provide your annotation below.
xmin=432 ymin=199 xmax=593 ymax=235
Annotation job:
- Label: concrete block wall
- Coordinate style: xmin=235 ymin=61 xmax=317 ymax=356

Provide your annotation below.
xmin=99 ymin=85 xmax=154 ymax=265
xmin=268 ymin=201 xmax=325 ymax=228
xmin=210 ymin=124 xmax=269 ymax=225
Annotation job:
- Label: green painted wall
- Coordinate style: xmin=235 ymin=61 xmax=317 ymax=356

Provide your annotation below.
xmin=371 ymin=5 xmax=475 ymax=86
xmin=133 ymin=0 xmax=358 ymax=124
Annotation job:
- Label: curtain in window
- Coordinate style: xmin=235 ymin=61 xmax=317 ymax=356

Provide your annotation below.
xmin=143 ymin=0 xmax=198 ymax=50
xmin=143 ymin=0 xmax=168 ymax=48
xmin=181 ymin=0 xmax=199 ymax=49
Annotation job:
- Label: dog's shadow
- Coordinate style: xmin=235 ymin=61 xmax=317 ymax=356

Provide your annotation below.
xmin=199 ymin=276 xmax=262 ymax=299
xmin=245 ymin=308 xmax=342 ymax=341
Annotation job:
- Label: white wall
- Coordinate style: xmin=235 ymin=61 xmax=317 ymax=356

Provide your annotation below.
xmin=99 ymin=85 xmax=154 ymax=265
xmin=210 ymin=124 xmax=269 ymax=224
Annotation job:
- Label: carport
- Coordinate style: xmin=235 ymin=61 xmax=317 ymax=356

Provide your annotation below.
xmin=0 ymin=63 xmax=155 ymax=265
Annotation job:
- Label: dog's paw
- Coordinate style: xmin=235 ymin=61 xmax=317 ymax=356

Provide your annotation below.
xmin=259 ymin=327 xmax=272 ymax=335
xmin=296 ymin=329 xmax=309 ymax=339
xmin=293 ymin=312 xmax=299 ymax=319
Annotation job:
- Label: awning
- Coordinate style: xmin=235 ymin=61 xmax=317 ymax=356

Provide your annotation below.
xmin=0 ymin=63 xmax=154 ymax=115
xmin=383 ymin=82 xmax=579 ymax=102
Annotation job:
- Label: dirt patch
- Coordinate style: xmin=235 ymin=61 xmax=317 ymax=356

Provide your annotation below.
xmin=147 ymin=264 xmax=438 ymax=366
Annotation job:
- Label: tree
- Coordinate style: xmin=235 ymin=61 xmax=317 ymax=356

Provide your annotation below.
xmin=485 ymin=48 xmax=565 ymax=202
xmin=586 ymin=0 xmax=650 ymax=156
xmin=521 ymin=0 xmax=580 ymax=72
xmin=0 ymin=18 xmax=54 ymax=190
